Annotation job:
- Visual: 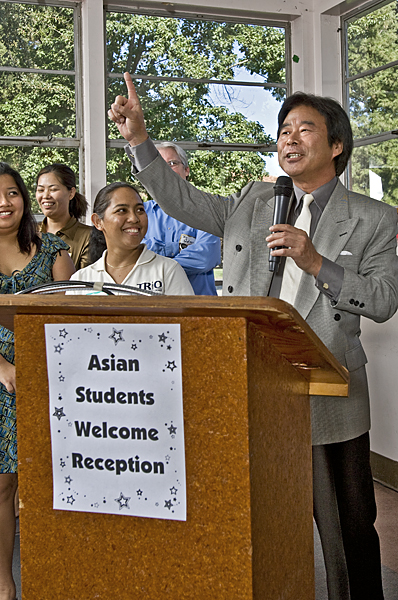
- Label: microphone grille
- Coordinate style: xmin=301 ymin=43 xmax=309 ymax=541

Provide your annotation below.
xmin=274 ymin=175 xmax=293 ymax=191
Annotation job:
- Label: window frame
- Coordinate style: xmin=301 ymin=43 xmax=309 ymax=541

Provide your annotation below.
xmin=0 ymin=0 xmax=84 ymax=186
xmin=105 ymin=4 xmax=291 ymax=155
xmin=342 ymin=0 xmax=398 ymax=190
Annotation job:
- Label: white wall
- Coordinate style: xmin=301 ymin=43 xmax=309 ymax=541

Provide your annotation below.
xmin=361 ymin=315 xmax=398 ymax=462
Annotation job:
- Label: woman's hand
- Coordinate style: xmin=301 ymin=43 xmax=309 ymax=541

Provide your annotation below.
xmin=0 ymin=354 xmax=16 ymax=394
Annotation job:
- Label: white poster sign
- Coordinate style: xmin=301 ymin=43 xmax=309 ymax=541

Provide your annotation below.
xmin=45 ymin=323 xmax=186 ymax=521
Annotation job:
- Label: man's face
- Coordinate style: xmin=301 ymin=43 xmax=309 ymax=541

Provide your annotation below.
xmin=277 ymin=105 xmax=343 ymax=192
xmin=158 ymin=147 xmax=189 ymax=180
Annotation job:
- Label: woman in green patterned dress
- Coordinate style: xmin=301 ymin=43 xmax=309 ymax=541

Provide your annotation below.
xmin=0 ymin=163 xmax=75 ymax=600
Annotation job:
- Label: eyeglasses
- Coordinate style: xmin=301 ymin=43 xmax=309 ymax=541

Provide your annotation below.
xmin=166 ymin=160 xmax=183 ymax=167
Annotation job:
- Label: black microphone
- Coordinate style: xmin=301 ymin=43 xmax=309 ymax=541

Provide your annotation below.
xmin=269 ymin=175 xmax=293 ymax=273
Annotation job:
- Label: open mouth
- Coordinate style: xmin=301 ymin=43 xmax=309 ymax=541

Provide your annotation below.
xmin=123 ymin=227 xmax=141 ymax=235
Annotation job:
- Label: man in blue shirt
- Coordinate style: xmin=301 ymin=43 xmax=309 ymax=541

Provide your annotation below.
xmin=142 ymin=141 xmax=221 ymax=295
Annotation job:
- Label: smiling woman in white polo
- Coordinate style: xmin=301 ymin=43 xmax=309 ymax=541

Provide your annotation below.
xmin=69 ymin=181 xmax=193 ymax=296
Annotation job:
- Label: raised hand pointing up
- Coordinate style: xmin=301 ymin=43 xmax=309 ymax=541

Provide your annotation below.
xmin=108 ymin=72 xmax=149 ymax=146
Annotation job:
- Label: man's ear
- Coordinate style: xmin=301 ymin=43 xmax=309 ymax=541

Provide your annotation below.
xmin=91 ymin=213 xmax=103 ymax=230
xmin=332 ymin=140 xmax=343 ymax=159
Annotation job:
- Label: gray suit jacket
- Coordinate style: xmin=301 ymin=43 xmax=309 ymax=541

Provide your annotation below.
xmin=136 ymin=155 xmax=398 ymax=445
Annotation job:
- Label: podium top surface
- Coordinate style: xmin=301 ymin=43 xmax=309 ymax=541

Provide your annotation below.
xmin=0 ymin=294 xmax=348 ymax=396
xmin=0 ymin=294 xmax=349 ymax=396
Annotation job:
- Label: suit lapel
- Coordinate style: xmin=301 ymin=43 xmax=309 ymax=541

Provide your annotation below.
xmin=249 ymin=193 xmax=276 ymax=296
xmin=247 ymin=182 xmax=359 ymax=310
xmin=249 ymin=191 xmax=296 ymax=297
xmin=294 ymin=182 xmax=359 ymax=319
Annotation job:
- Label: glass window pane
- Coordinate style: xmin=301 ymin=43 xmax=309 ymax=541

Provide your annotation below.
xmin=347 ymin=2 xmax=398 ymax=78
xmin=0 ymin=72 xmax=76 ymax=138
xmin=106 ymin=11 xmax=287 ymax=189
xmin=107 ymin=147 xmax=276 ymax=197
xmin=108 ymin=77 xmax=283 ymax=144
xmin=0 ymin=3 xmax=75 ymax=71
xmin=206 ymin=83 xmax=285 ymax=142
xmin=264 ymin=151 xmax=285 ymax=179
xmin=0 ymin=145 xmax=80 ymax=213
xmin=107 ymin=147 xmax=135 ymax=185
xmin=350 ymin=140 xmax=398 ymax=206
xmin=349 ymin=66 xmax=398 ymax=139
xmin=106 ymin=14 xmax=285 ymax=84
xmin=187 ymin=149 xmax=272 ymax=195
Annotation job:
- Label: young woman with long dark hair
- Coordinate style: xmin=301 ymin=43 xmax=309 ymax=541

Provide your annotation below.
xmin=36 ymin=163 xmax=92 ymax=270
xmin=0 ymin=162 xmax=75 ymax=600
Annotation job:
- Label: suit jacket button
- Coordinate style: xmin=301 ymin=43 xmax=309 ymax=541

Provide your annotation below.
xmin=334 ymin=314 xmax=341 ymax=321
xmin=228 ymin=285 xmax=233 ymax=293
xmin=354 ymin=300 xmax=359 ymax=306
xmin=359 ymin=303 xmax=365 ymax=308
xmin=349 ymin=299 xmax=355 ymax=304
xmin=236 ymin=244 xmax=242 ymax=252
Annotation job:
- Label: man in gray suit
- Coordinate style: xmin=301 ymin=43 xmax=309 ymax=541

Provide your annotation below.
xmin=109 ymin=73 xmax=398 ymax=600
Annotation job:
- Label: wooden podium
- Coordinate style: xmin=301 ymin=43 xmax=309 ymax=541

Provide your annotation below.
xmin=0 ymin=295 xmax=348 ymax=600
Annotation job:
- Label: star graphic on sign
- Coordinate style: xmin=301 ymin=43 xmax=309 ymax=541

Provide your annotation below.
xmin=109 ymin=328 xmax=124 ymax=345
xmin=165 ymin=455 xmax=170 ymax=462
xmin=167 ymin=345 xmax=172 ymax=350
xmin=158 ymin=333 xmax=167 ymax=343
xmin=59 ymin=328 xmax=68 ymax=338
xmin=115 ymin=492 xmax=131 ymax=510
xmin=136 ymin=489 xmax=143 ymax=497
xmin=170 ymin=486 xmax=178 ymax=495
xmin=53 ymin=407 xmax=66 ymax=421
xmin=54 ymin=344 xmax=64 ymax=354
xmin=66 ymin=495 xmax=75 ymax=505
xmin=166 ymin=361 xmax=177 ymax=372
xmin=164 ymin=499 xmax=173 ymax=510
xmin=131 ymin=343 xmax=137 ymax=350
xmin=87 ymin=328 xmax=93 ymax=333
xmin=60 ymin=459 xmax=66 ymax=468
xmin=168 ymin=424 xmax=177 ymax=435
xmin=65 ymin=476 xmax=72 ymax=485
xmin=58 ymin=375 xmax=65 ymax=382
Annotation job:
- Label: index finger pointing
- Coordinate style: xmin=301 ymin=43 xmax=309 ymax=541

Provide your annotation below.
xmin=124 ymin=72 xmax=137 ymax=99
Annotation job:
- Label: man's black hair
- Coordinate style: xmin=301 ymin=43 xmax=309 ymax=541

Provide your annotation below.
xmin=277 ymin=92 xmax=353 ymax=176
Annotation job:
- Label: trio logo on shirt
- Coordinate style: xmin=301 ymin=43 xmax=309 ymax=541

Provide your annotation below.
xmin=135 ymin=280 xmax=163 ymax=292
